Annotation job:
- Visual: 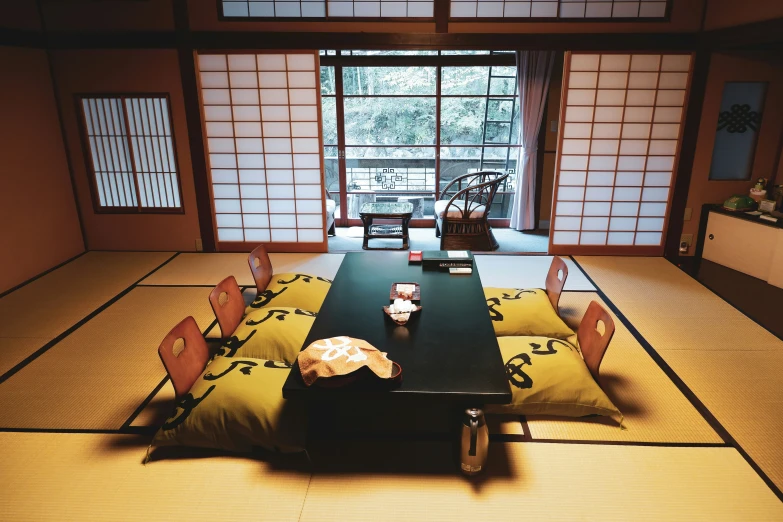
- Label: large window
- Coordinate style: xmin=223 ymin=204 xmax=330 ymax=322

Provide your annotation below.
xmin=321 ymin=51 xmax=519 ymax=224
xmin=78 ymin=95 xmax=182 ymax=212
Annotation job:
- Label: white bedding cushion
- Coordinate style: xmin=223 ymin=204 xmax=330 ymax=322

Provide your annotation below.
xmin=434 ymin=199 xmax=487 ymax=219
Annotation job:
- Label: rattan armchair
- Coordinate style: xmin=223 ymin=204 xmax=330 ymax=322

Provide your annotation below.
xmin=434 ymin=171 xmax=510 ymax=251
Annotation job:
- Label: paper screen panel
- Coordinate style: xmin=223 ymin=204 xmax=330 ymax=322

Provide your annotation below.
xmin=199 ymin=52 xmax=325 ymax=246
xmin=80 ymin=96 xmax=181 ymax=210
xmin=450 ymin=0 xmax=667 ymax=18
xmin=82 ymin=98 xmax=137 ymax=208
xmin=222 ymin=0 xmax=433 ymax=17
xmin=551 ymin=52 xmax=691 ymax=253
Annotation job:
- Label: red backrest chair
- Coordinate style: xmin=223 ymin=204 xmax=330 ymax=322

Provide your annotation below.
xmin=157 ymin=316 xmax=210 ymax=398
xmin=577 ymin=300 xmax=616 ymax=380
xmin=209 ymin=275 xmax=245 ymax=341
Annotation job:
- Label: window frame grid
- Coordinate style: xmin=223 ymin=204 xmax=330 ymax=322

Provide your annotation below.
xmin=218 ymin=0 xmax=436 ymax=21
xmin=218 ymin=0 xmax=670 ymax=21
xmin=322 ymin=52 xmax=521 ymax=226
xmin=448 ymin=0 xmax=671 ymax=21
xmin=549 ymin=51 xmax=693 ymax=256
xmin=75 ymin=93 xmax=184 ymax=215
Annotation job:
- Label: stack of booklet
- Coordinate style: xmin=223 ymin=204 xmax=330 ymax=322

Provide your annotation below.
xmin=421 ymin=250 xmax=473 ymax=271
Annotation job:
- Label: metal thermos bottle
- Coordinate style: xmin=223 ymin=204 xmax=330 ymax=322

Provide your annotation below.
xmin=460 ymin=408 xmax=488 ymax=475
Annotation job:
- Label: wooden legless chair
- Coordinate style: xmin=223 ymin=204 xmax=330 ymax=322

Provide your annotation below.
xmin=158 ymin=316 xmax=210 ymax=399
xmin=577 ymin=300 xmax=616 ymax=380
xmin=545 ymin=255 xmax=568 ymax=314
xmin=248 ymin=244 xmax=274 ymax=295
xmin=209 ymin=275 xmax=245 ymax=341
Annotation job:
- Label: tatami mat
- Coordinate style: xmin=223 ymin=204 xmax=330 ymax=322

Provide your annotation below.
xmin=0 ymin=432 xmax=312 ymax=522
xmin=0 ymin=252 xmax=174 ymax=375
xmin=475 ymin=255 xmax=595 ymax=290
xmin=0 ymin=287 xmax=215 ymax=430
xmin=657 ymin=349 xmax=783 ymax=490
xmin=129 ymin=379 xmax=175 ymax=428
xmin=575 ymin=256 xmax=783 ymax=490
xmin=524 ymin=292 xmax=721 ymax=443
xmin=0 ymin=337 xmax=48 ymax=379
xmin=301 ymin=442 xmax=783 ymax=521
xmin=141 ymin=252 xmax=345 ymax=286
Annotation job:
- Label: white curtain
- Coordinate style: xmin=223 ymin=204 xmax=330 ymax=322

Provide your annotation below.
xmin=510 ymin=51 xmax=556 ymax=231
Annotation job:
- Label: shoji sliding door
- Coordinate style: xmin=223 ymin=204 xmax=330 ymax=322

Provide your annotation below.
xmin=197 ymin=51 xmax=327 ymax=252
xmin=550 ymin=52 xmax=692 ymax=255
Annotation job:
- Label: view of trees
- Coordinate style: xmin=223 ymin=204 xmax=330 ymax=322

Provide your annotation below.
xmin=320 ymin=60 xmax=520 ymax=218
xmin=321 ymin=65 xmax=520 ymax=156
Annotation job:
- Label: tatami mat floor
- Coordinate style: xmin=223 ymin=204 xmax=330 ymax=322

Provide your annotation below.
xmin=574 ymin=256 xmax=783 ymax=494
xmin=0 ymin=251 xmax=175 ymax=378
xmin=0 ymin=251 xmax=781 ymax=518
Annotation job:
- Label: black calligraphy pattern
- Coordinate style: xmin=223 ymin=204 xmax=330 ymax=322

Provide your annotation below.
xmin=248 ymin=287 xmax=289 ymax=309
xmin=530 ymin=339 xmax=572 ymax=356
xmin=505 ymin=353 xmax=533 ymax=389
xmin=486 ymin=297 xmax=504 ymax=322
xmin=203 ymin=360 xmax=258 ymax=380
xmin=216 ymin=329 xmax=257 ymax=357
xmin=162 ymin=385 xmax=216 ymax=431
xmin=263 ymin=360 xmax=292 ymax=369
xmin=245 ymin=309 xmax=291 ymax=325
xmin=501 ymin=289 xmax=536 ymax=300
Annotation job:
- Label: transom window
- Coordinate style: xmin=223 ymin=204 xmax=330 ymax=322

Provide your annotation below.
xmin=77 ymin=95 xmax=182 ymax=213
xmin=321 ymin=51 xmax=519 ymax=223
xmin=221 ymin=0 xmax=667 ymax=18
xmin=450 ymin=0 xmax=667 ymax=18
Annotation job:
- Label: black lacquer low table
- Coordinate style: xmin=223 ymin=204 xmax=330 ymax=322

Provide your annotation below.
xmin=282 ymin=252 xmax=511 ymax=406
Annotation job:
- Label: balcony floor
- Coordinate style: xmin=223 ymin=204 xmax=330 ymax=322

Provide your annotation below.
xmin=328 ymin=226 xmax=549 ymax=252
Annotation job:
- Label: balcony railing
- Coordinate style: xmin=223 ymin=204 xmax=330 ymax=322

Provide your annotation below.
xmin=324 ymin=156 xmax=517 ymax=219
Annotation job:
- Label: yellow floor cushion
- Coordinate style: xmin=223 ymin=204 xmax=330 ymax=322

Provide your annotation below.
xmin=487 ymin=336 xmax=623 ymax=425
xmin=483 ymin=287 xmax=574 ymax=339
xmin=152 ymin=356 xmax=306 ymax=454
xmin=217 ymin=307 xmax=316 ymax=364
xmin=245 ymin=272 xmax=331 ymax=315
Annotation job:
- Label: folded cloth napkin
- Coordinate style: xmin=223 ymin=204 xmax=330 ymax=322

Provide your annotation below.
xmin=298 ymin=336 xmax=397 ymax=386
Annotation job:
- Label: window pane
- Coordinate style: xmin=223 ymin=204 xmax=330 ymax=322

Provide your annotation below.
xmin=440 ymin=50 xmax=491 ymax=55
xmin=342 ymin=66 xmax=436 ymax=95
xmin=489 ymin=77 xmax=516 ymax=95
xmin=344 ymin=97 xmax=436 ymax=145
xmin=441 ymin=66 xmax=489 ymax=95
xmin=486 ymin=122 xmax=512 ymax=143
xmin=320 ymin=66 xmax=336 ymax=95
xmin=324 ymin=146 xmax=340 ymax=197
xmin=487 ymin=98 xmax=514 ymax=122
xmin=346 ymin=146 xmax=436 ymax=159
xmin=491 ymin=65 xmax=517 ymax=77
xmin=709 ymin=82 xmax=767 ymax=181
xmin=440 ymin=97 xmax=487 ymax=145
xmin=321 ymin=96 xmax=337 ymax=145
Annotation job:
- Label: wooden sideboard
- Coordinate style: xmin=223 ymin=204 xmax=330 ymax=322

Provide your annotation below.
xmin=697 ymin=205 xmax=783 ymax=289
